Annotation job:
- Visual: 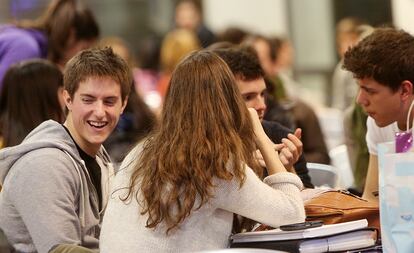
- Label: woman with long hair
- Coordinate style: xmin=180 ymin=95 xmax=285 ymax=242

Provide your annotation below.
xmin=0 ymin=59 xmax=65 ymax=148
xmin=100 ymin=50 xmax=305 ymax=252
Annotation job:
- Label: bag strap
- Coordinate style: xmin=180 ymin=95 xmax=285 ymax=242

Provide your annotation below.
xmin=405 ymin=99 xmax=414 ymax=132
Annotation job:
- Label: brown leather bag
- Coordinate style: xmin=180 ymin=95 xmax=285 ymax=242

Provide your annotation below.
xmin=304 ymin=190 xmax=380 ymax=231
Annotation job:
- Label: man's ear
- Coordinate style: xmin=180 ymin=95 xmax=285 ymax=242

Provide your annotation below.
xmin=63 ymin=90 xmax=73 ymax=111
xmin=121 ymin=95 xmax=129 ymax=114
xmin=400 ymin=80 xmax=414 ymax=101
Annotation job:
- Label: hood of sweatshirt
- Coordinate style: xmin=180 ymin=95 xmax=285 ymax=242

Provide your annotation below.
xmin=0 ymin=120 xmax=113 ymax=229
xmin=0 ymin=120 xmax=83 ymax=184
xmin=0 ymin=120 xmax=112 ymax=184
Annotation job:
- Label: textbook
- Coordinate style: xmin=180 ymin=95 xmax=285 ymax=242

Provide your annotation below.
xmin=231 ymin=228 xmax=378 ymax=253
xmin=230 ymin=219 xmax=368 ymax=243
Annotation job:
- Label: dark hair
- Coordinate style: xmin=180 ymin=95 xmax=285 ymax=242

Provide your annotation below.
xmin=217 ymin=27 xmax=249 ymax=45
xmin=136 ymin=35 xmax=162 ymax=70
xmin=18 ymin=0 xmax=99 ymax=63
xmin=124 ymin=50 xmax=260 ymax=233
xmin=0 ymin=59 xmax=64 ymax=147
xmin=343 ymin=28 xmax=414 ymax=92
xmin=64 ymin=47 xmax=132 ymax=101
xmin=212 ymin=46 xmax=264 ymax=81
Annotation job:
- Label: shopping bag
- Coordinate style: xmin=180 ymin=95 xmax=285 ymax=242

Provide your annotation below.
xmin=378 ymin=141 xmax=414 ymax=253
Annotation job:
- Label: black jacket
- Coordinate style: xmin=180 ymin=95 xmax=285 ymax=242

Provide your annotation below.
xmin=262 ymin=120 xmax=314 ymax=188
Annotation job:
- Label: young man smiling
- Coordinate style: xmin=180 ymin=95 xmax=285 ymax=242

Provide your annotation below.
xmin=343 ymin=28 xmax=414 ymax=202
xmin=0 ymin=47 xmax=131 ymax=252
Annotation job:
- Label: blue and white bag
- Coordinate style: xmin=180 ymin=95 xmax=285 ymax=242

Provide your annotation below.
xmin=378 ymin=102 xmax=414 ymax=253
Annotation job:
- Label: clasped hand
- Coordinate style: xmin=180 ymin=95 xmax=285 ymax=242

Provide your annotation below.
xmin=254 ymin=129 xmax=302 ymax=173
xmin=248 ymin=108 xmax=303 ymax=173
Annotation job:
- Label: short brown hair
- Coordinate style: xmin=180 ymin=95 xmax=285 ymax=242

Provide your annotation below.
xmin=212 ymin=46 xmax=264 ymax=81
xmin=63 ymin=47 xmax=131 ymax=101
xmin=343 ymin=28 xmax=414 ymax=92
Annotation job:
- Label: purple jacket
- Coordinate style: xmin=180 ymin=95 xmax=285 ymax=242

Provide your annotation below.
xmin=0 ymin=25 xmax=47 ymax=90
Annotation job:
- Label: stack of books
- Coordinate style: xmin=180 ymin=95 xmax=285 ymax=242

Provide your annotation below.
xmin=230 ymin=219 xmax=378 ymax=253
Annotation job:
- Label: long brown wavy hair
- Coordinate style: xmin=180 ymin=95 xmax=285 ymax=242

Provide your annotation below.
xmin=0 ymin=59 xmax=65 ymax=147
xmin=123 ymin=50 xmax=261 ymax=233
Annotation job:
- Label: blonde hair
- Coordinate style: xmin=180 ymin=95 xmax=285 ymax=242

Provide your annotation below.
xmin=160 ymin=29 xmax=200 ymax=73
xmin=97 ymin=36 xmax=137 ymax=68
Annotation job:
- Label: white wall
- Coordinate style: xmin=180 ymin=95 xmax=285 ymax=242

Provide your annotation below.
xmin=392 ymin=0 xmax=414 ymax=35
xmin=203 ymin=0 xmax=288 ymax=37
xmin=290 ymin=0 xmax=336 ymax=70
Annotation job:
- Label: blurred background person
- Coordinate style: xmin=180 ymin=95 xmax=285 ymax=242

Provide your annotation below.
xmin=0 ymin=0 xmax=99 ymax=89
xmin=174 ymin=0 xmax=215 ymax=48
xmin=331 ymin=17 xmax=369 ymax=111
xmin=217 ymin=26 xmax=249 ymax=45
xmin=157 ymin=28 xmax=200 ymax=100
xmin=134 ymin=35 xmax=163 ymax=111
xmin=0 ymin=59 xmax=65 ymax=149
xmin=268 ymin=37 xmax=297 ymax=99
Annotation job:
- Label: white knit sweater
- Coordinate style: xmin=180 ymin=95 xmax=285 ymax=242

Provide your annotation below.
xmin=100 ymin=145 xmax=305 ymax=253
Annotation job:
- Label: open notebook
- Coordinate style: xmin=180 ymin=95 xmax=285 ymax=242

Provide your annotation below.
xmin=231 ymin=228 xmax=378 ymax=253
xmin=231 ymin=219 xmax=368 ymax=243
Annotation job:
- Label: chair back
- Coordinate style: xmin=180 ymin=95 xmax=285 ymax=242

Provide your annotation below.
xmin=329 ymin=144 xmax=355 ymax=189
xmin=307 ymin=162 xmax=338 ymax=188
xmin=315 ymin=107 xmax=345 ymax=150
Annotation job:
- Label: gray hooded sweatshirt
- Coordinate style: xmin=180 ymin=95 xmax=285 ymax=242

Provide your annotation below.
xmin=0 ymin=120 xmax=115 ymax=253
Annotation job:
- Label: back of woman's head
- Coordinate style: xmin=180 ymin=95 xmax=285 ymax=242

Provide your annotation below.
xmin=30 ymin=0 xmax=99 ymax=63
xmin=162 ymin=50 xmax=252 ymax=137
xmin=0 ymin=59 xmax=64 ymax=147
xmin=127 ymin=50 xmax=261 ymax=233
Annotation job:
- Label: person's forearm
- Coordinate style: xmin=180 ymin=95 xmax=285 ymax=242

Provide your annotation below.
xmin=256 ymin=134 xmax=287 ymax=175
xmin=362 ymin=154 xmax=379 ymax=203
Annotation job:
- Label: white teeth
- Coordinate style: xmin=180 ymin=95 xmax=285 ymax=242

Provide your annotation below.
xmin=88 ymin=121 xmax=107 ymax=128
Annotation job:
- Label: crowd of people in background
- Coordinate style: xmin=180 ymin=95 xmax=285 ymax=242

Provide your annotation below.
xmin=0 ymin=0 xmax=411 ymax=252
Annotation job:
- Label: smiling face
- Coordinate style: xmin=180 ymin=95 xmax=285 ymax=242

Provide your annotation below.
xmin=356 ymin=77 xmax=406 ymax=128
xmin=63 ymin=76 xmax=127 ymax=156
xmin=236 ymin=77 xmax=267 ymax=121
